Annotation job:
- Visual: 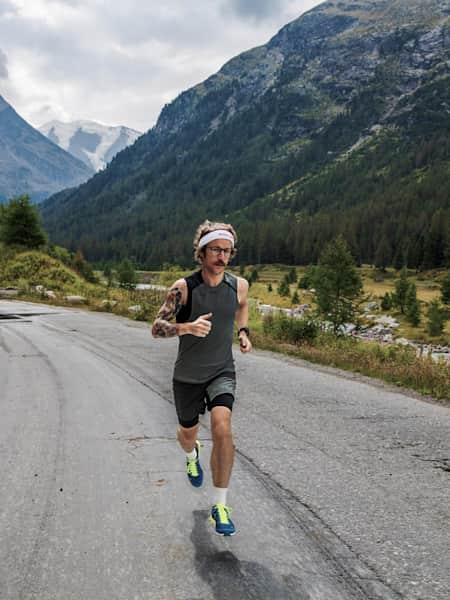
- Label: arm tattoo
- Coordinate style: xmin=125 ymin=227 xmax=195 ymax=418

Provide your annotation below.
xmin=152 ymin=287 xmax=183 ymax=338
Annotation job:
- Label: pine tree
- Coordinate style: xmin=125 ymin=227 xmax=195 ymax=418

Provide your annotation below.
xmin=287 ymin=267 xmax=297 ymax=283
xmin=291 ymin=290 xmax=299 ymax=304
xmin=381 ymin=292 xmax=392 ymax=310
xmin=251 ymin=268 xmax=259 ymax=282
xmin=278 ymin=276 xmax=290 ymax=297
xmin=405 ymin=283 xmax=421 ymax=326
xmin=392 ymin=267 xmax=409 ymax=314
xmin=117 ymin=259 xmax=137 ymax=289
xmin=427 ymin=299 xmax=446 ymax=336
xmin=312 ymin=235 xmax=363 ymax=333
xmin=0 ymin=195 xmax=47 ymax=248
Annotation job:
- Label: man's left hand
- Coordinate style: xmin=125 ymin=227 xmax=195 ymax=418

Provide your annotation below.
xmin=239 ymin=334 xmax=252 ymax=353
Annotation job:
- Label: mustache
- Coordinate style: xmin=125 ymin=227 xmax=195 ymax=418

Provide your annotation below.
xmin=215 ymin=260 xmax=226 ymax=266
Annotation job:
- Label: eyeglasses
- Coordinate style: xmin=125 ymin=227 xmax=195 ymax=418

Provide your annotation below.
xmin=206 ymin=246 xmax=232 ymax=256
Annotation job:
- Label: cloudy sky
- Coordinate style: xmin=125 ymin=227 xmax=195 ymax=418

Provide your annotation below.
xmin=0 ymin=0 xmax=321 ymax=133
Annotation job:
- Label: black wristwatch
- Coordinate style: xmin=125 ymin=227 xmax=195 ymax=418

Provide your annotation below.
xmin=238 ymin=327 xmax=250 ymax=337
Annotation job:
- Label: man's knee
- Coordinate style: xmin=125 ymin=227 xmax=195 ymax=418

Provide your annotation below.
xmin=178 ymin=423 xmax=198 ymax=442
xmin=211 ymin=409 xmax=232 ymax=441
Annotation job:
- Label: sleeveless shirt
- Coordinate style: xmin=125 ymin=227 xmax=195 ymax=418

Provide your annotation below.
xmin=174 ymin=270 xmax=239 ymax=383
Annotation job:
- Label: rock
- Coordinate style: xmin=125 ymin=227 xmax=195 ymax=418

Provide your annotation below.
xmin=45 ymin=290 xmax=56 ymax=299
xmin=35 ymin=285 xmax=45 ymax=293
xmin=339 ymin=323 xmax=357 ymax=334
xmin=258 ymin=304 xmax=282 ymax=315
xmin=375 ymin=315 xmax=399 ymax=328
xmin=0 ymin=287 xmax=18 ymax=298
xmin=128 ymin=305 xmax=142 ymax=313
xmin=101 ymin=299 xmax=118 ymax=308
xmin=364 ymin=301 xmax=379 ymax=311
xmin=64 ymin=295 xmax=86 ymax=304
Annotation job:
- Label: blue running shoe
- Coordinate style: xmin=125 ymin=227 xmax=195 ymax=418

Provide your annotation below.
xmin=186 ymin=440 xmax=203 ymax=488
xmin=210 ymin=504 xmax=236 ymax=536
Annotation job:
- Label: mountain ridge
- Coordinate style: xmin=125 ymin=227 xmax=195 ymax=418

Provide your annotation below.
xmin=39 ymin=120 xmax=142 ymax=172
xmin=41 ymin=0 xmax=450 ymax=267
xmin=0 ymin=95 xmax=93 ymax=203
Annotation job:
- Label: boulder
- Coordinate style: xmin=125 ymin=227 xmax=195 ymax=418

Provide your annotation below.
xmin=64 ymin=295 xmax=86 ymax=304
xmin=364 ymin=301 xmax=379 ymax=311
xmin=101 ymin=299 xmax=118 ymax=308
xmin=0 ymin=287 xmax=18 ymax=298
xmin=128 ymin=305 xmax=142 ymax=313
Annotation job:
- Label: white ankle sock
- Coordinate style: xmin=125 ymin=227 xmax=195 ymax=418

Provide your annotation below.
xmin=212 ymin=487 xmax=228 ymax=506
xmin=185 ymin=448 xmax=197 ymax=460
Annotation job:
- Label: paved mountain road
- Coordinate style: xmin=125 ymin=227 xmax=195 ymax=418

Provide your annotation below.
xmin=0 ymin=301 xmax=449 ymax=600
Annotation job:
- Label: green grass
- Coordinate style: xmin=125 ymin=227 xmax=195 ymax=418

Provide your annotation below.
xmin=3 ymin=250 xmax=449 ymax=403
xmin=0 ymin=248 xmax=165 ymax=322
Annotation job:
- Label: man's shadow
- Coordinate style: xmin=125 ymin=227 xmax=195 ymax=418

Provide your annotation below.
xmin=189 ymin=510 xmax=307 ymax=600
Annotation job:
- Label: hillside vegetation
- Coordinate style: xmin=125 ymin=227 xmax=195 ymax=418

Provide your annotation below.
xmin=41 ymin=0 xmax=450 ymax=269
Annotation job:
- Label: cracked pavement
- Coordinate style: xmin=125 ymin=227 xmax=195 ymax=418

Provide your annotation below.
xmin=0 ymin=301 xmax=449 ymax=600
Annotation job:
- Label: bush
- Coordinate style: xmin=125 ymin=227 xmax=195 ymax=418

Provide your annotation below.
xmin=263 ymin=312 xmax=319 ymax=343
xmin=277 ymin=276 xmax=290 ymax=297
xmin=381 ymin=292 xmax=392 ymax=310
xmin=0 ymin=251 xmax=78 ymax=290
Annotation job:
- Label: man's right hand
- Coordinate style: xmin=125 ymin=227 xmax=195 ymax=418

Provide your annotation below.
xmin=189 ymin=313 xmax=213 ymax=337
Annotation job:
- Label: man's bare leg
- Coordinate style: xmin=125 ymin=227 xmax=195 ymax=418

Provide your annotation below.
xmin=209 ymin=406 xmax=236 ymax=535
xmin=177 ymin=424 xmax=199 ymax=453
xmin=210 ymin=406 xmax=234 ymax=488
xmin=178 ymin=423 xmax=203 ymax=488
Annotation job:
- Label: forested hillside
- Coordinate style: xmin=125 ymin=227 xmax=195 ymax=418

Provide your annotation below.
xmin=41 ymin=0 xmax=450 ymax=268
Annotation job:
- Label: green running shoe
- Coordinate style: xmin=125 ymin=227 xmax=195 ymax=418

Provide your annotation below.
xmin=186 ymin=440 xmax=203 ymax=488
xmin=210 ymin=503 xmax=236 ymax=536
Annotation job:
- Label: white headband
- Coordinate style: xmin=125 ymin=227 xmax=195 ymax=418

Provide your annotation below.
xmin=198 ymin=230 xmax=235 ymax=249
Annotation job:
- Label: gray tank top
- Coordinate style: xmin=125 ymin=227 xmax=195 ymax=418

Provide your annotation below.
xmin=174 ymin=270 xmax=239 ymax=383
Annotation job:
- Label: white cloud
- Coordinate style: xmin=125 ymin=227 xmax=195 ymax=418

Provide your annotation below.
xmin=0 ymin=0 xmax=321 ymax=131
xmin=0 ymin=48 xmax=8 ymax=78
xmin=223 ymin=0 xmax=287 ymax=20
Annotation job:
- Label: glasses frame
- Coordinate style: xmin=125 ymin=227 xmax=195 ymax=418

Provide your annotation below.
xmin=206 ymin=245 xmax=233 ymax=257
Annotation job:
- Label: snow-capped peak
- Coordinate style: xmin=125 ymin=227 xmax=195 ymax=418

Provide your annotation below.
xmin=39 ymin=119 xmax=142 ymax=172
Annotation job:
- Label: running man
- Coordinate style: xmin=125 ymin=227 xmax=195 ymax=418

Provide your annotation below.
xmin=151 ymin=220 xmax=252 ymax=536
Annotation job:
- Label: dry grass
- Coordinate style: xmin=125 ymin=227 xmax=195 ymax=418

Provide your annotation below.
xmin=250 ymin=329 xmax=450 ymax=403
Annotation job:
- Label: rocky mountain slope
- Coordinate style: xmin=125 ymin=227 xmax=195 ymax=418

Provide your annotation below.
xmin=41 ymin=0 xmax=450 ymax=267
xmin=0 ymin=96 xmax=93 ymax=203
xmin=39 ymin=120 xmax=142 ymax=172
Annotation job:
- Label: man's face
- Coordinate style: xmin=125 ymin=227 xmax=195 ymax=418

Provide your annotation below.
xmin=203 ymin=239 xmax=233 ymax=273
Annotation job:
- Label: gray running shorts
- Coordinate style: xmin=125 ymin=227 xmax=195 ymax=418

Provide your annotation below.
xmin=172 ymin=372 xmax=236 ymax=428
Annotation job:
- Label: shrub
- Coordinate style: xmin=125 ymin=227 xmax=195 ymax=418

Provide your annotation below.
xmin=263 ymin=312 xmax=319 ymax=343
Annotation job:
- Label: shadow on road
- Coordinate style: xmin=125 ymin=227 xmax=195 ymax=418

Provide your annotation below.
xmin=190 ymin=510 xmax=307 ymax=600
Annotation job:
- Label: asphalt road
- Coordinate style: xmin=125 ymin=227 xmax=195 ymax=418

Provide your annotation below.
xmin=0 ymin=300 xmax=449 ymax=600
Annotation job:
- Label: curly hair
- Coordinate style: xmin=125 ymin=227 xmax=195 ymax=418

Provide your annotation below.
xmin=193 ymin=220 xmax=238 ymax=264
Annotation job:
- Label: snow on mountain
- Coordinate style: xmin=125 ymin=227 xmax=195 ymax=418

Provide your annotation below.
xmin=39 ymin=120 xmax=142 ymax=172
xmin=0 ymin=95 xmax=93 ymax=203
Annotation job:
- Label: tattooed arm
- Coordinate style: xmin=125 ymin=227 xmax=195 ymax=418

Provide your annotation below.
xmin=152 ymin=278 xmax=213 ymax=339
xmin=151 ymin=279 xmax=187 ymax=338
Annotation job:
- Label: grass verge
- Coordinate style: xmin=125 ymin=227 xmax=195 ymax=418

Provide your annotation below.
xmin=249 ymin=328 xmax=450 ymax=404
